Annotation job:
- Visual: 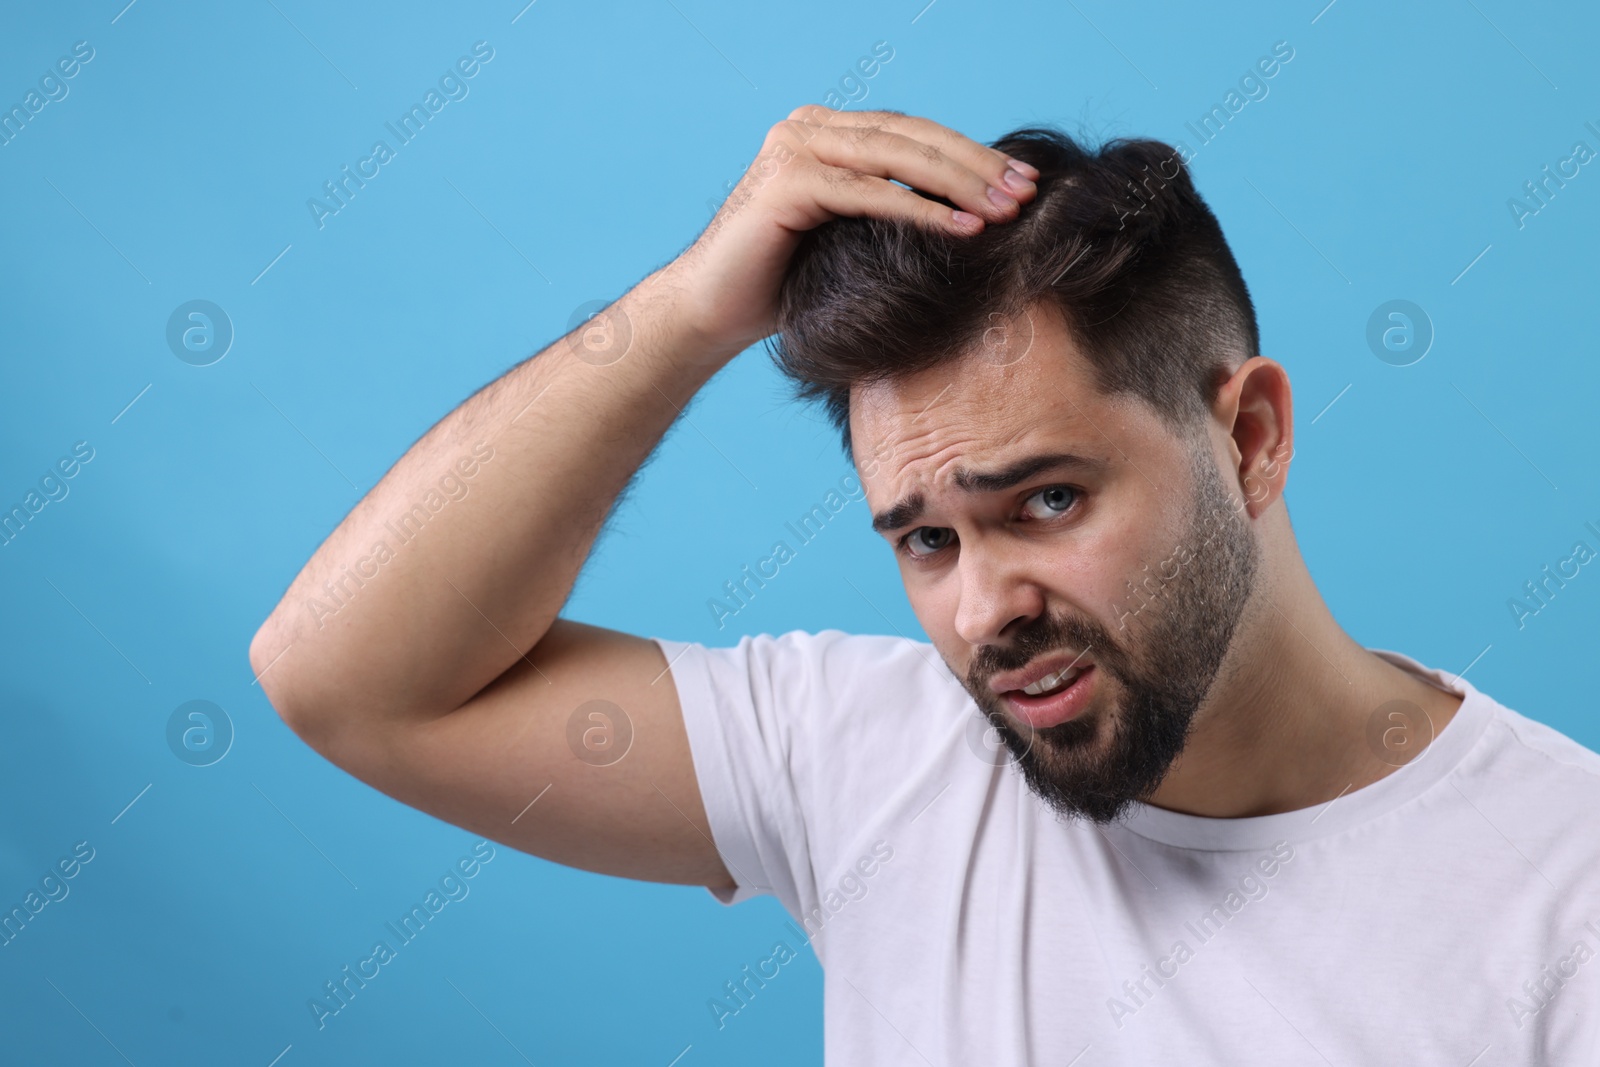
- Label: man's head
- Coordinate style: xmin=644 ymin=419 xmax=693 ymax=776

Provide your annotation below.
xmin=771 ymin=126 xmax=1294 ymax=824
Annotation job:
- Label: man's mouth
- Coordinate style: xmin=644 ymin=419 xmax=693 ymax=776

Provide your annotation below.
xmin=987 ymin=648 xmax=1095 ymax=697
xmin=1020 ymin=662 xmax=1088 ymax=696
xmin=1000 ymin=664 xmax=1097 ymax=731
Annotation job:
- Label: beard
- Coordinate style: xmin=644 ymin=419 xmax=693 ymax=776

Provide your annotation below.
xmin=960 ymin=449 xmax=1261 ymax=824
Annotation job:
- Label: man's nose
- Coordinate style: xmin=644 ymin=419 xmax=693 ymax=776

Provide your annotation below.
xmin=952 ymin=542 xmax=1045 ymax=647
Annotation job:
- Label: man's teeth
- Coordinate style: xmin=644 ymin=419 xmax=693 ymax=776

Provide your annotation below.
xmin=1021 ymin=665 xmax=1084 ymax=697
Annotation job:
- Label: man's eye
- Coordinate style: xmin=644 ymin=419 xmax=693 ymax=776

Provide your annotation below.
xmin=1021 ymin=485 xmax=1079 ymax=520
xmin=903 ymin=526 xmax=955 ymax=558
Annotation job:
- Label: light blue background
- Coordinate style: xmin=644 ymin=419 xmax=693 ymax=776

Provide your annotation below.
xmin=2 ymin=0 xmax=1596 ymax=1063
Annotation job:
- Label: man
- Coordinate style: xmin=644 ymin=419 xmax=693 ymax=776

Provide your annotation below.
xmin=251 ymin=108 xmax=1600 ymax=1062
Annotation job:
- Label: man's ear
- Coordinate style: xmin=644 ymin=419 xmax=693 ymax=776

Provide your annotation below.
xmin=1211 ymin=357 xmax=1293 ymax=519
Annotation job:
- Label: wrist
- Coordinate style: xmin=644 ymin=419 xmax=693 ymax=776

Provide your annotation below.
xmin=621 ymin=266 xmax=753 ymax=378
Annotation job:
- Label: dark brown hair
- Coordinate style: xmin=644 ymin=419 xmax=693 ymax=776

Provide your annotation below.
xmin=769 ymin=126 xmax=1260 ymax=454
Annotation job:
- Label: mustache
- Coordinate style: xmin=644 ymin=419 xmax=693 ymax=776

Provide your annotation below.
xmin=966 ymin=609 xmax=1124 ymax=689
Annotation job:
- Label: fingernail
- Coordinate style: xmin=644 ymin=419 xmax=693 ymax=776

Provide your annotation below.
xmin=1006 ymin=157 xmax=1040 ymax=180
xmin=1002 ymin=168 xmax=1033 ymax=194
xmin=987 ymin=186 xmax=1017 ymax=211
xmin=951 ymin=210 xmax=982 ymax=231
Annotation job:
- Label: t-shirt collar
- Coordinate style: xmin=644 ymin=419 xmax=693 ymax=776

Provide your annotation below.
xmin=1113 ymin=648 xmax=1495 ymax=851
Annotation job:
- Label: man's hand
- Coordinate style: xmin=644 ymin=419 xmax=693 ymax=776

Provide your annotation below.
xmin=662 ymin=107 xmax=1039 ymax=357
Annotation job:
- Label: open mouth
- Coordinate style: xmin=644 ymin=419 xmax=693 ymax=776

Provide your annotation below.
xmin=1020 ymin=663 xmax=1087 ymax=697
xmin=1004 ymin=664 xmax=1096 ymax=730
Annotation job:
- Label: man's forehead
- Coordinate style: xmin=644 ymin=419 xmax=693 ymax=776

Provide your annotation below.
xmin=849 ymin=347 xmax=1110 ymax=481
xmin=849 ymin=301 xmax=1101 ymax=440
xmin=854 ymin=374 xmax=1042 ymax=468
xmin=854 ymin=360 xmax=1052 ymax=425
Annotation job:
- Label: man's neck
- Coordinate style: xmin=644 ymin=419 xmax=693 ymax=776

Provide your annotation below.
xmin=1143 ymin=547 xmax=1464 ymax=820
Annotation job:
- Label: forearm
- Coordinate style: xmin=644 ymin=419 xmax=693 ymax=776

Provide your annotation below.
xmin=250 ymin=268 xmax=733 ymax=733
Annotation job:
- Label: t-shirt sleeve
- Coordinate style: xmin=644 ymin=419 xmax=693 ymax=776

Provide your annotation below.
xmin=650 ymin=628 xmax=973 ymax=923
xmin=649 ymin=630 xmax=824 ymax=918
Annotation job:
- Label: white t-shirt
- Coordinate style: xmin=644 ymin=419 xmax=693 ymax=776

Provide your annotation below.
xmin=653 ymin=629 xmax=1600 ymax=1064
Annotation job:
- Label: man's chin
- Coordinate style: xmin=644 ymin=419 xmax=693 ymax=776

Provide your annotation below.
xmin=1015 ymin=753 xmax=1151 ymax=824
xmin=989 ymin=700 xmax=1176 ymax=824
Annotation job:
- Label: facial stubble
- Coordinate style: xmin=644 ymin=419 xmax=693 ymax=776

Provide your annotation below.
xmin=962 ymin=451 xmax=1261 ymax=824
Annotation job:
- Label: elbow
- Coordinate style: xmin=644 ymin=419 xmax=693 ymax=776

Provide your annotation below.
xmin=248 ymin=619 xmax=378 ymax=765
xmin=249 ymin=620 xmax=322 ymax=745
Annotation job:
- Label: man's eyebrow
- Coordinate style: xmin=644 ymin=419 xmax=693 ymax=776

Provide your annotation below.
xmin=952 ymin=451 xmax=1108 ymax=492
xmin=871 ymin=491 xmax=927 ymax=535
xmin=870 ymin=452 xmax=1108 ymax=534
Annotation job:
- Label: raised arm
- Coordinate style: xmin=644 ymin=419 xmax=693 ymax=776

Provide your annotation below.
xmin=247 ymin=107 xmax=1038 ymax=886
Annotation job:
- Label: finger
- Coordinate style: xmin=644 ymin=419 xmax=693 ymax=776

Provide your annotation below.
xmin=782 ymin=120 xmax=1026 ymax=223
xmin=794 ymin=163 xmax=985 ymax=235
xmin=871 ymin=109 xmax=1044 ymax=186
xmin=788 ymin=105 xmax=1039 ymax=197
xmin=786 ymin=105 xmax=1024 ymax=186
